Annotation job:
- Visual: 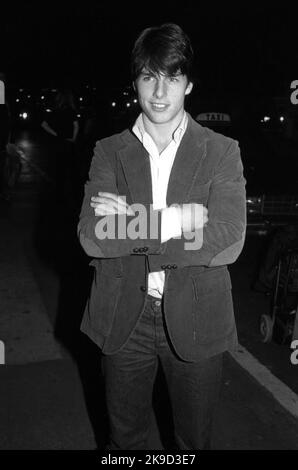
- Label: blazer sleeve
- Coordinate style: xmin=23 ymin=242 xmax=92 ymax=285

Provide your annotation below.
xmin=78 ymin=140 xmax=165 ymax=258
xmin=148 ymin=139 xmax=247 ymax=270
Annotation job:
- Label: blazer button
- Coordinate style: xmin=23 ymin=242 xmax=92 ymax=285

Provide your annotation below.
xmin=172 ymin=264 xmax=177 ymax=269
xmin=143 ymin=247 xmax=148 ymax=252
xmin=161 ymin=264 xmax=167 ymax=269
xmin=167 ymin=264 xmax=172 ymax=270
xmin=140 ymin=286 xmax=146 ymax=292
xmin=133 ymin=248 xmax=139 ymax=253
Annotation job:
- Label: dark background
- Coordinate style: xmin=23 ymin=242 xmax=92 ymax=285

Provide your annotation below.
xmin=2 ymin=1 xmax=298 ymax=195
xmin=2 ymin=2 xmax=298 ymax=94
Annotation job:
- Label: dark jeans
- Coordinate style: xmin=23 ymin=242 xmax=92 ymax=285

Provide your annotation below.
xmin=101 ymin=295 xmax=223 ymax=450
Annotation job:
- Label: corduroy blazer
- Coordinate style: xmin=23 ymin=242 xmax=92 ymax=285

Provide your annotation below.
xmin=78 ymin=115 xmax=246 ymax=361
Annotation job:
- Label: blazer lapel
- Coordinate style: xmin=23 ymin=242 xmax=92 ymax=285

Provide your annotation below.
xmin=166 ymin=117 xmax=207 ymax=206
xmin=117 ymin=117 xmax=208 ymax=207
xmin=118 ymin=131 xmax=153 ymax=205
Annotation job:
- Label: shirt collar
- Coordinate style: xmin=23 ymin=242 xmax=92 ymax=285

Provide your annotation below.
xmin=133 ymin=111 xmax=188 ymax=146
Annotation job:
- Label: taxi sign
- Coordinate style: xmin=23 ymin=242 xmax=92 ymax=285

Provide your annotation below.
xmin=196 ymin=112 xmax=231 ymax=123
xmin=0 ymin=80 xmax=4 ymax=104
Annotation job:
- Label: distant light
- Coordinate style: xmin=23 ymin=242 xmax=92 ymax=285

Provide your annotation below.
xmin=126 ymin=102 xmax=131 ymax=107
xmin=27 ymin=95 xmax=31 ymax=98
xmin=77 ymin=114 xmax=81 ymax=118
xmin=123 ymin=92 xmax=128 ymax=96
xmin=41 ymin=95 xmax=45 ymax=100
xmin=16 ymin=98 xmax=20 ymax=102
xmin=111 ymin=102 xmax=116 ymax=107
xmin=264 ymin=116 xmax=270 ymax=122
xmin=133 ymin=99 xmax=138 ymax=103
xmin=280 ymin=116 xmax=284 ymax=122
xmin=257 ymin=230 xmax=268 ymax=236
xmin=51 ymin=89 xmax=57 ymax=92
xmin=21 ymin=112 xmax=28 ymax=119
xmin=46 ymin=108 xmax=52 ymax=112
xmin=19 ymin=88 xmax=23 ymax=92
xmin=93 ymin=87 xmax=96 ymax=91
xmin=79 ymin=97 xmax=83 ymax=101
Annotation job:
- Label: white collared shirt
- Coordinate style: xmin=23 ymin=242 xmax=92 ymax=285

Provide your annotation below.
xmin=132 ymin=112 xmax=188 ymax=298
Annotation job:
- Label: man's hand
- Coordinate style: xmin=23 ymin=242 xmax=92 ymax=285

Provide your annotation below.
xmin=90 ymin=192 xmax=135 ymax=216
xmin=175 ymin=203 xmax=208 ymax=233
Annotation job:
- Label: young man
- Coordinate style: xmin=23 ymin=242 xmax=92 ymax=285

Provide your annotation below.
xmin=78 ymin=23 xmax=246 ymax=450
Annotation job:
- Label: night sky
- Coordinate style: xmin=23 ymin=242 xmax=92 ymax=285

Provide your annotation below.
xmin=2 ymin=2 xmax=298 ymax=97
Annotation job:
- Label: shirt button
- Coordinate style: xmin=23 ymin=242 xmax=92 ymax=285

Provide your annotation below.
xmin=140 ymin=286 xmax=146 ymax=292
xmin=167 ymin=264 xmax=172 ymax=270
xmin=143 ymin=247 xmax=148 ymax=252
xmin=161 ymin=264 xmax=167 ymax=270
xmin=133 ymin=248 xmax=139 ymax=253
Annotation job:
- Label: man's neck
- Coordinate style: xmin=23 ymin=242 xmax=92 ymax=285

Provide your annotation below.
xmin=142 ymin=111 xmax=185 ymax=151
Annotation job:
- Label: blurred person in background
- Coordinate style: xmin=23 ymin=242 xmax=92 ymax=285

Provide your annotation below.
xmin=77 ymin=95 xmax=113 ymax=189
xmin=41 ymin=88 xmax=79 ymax=204
xmin=0 ymin=72 xmax=13 ymax=201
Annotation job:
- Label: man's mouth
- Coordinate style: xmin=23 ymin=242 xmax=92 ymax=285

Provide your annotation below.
xmin=150 ymin=103 xmax=169 ymax=111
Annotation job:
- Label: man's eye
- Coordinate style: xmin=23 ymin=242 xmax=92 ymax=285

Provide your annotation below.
xmin=169 ymin=76 xmax=179 ymax=82
xmin=143 ymin=75 xmax=154 ymax=81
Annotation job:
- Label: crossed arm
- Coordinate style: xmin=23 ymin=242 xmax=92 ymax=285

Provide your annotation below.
xmin=78 ymin=140 xmax=246 ymax=267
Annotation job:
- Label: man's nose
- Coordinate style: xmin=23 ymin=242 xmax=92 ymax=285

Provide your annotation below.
xmin=153 ymin=79 xmax=167 ymax=99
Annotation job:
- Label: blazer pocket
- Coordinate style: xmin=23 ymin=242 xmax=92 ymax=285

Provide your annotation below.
xmin=87 ymin=265 xmax=122 ymax=335
xmin=191 ymin=269 xmax=234 ymax=344
xmin=191 ymin=268 xmax=232 ymax=298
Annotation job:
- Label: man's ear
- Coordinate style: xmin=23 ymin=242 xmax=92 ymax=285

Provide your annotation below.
xmin=185 ymin=81 xmax=193 ymax=96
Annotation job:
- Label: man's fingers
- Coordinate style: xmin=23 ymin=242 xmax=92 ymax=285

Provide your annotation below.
xmin=92 ymin=195 xmax=128 ymax=208
xmin=126 ymin=206 xmax=135 ymax=216
xmin=97 ymin=191 xmax=119 ymax=199
xmin=91 ymin=201 xmax=135 ymax=216
xmin=91 ymin=193 xmax=135 ymax=216
xmin=92 ymin=193 xmax=132 ymax=211
xmin=203 ymin=206 xmax=208 ymax=225
xmin=93 ymin=203 xmax=129 ymax=215
xmin=97 ymin=192 xmax=129 ymax=207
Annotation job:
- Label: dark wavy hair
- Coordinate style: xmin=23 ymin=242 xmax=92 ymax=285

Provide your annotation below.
xmin=131 ymin=23 xmax=194 ymax=83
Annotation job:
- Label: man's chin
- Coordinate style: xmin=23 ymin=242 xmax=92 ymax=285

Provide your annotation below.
xmin=145 ymin=111 xmax=172 ymax=125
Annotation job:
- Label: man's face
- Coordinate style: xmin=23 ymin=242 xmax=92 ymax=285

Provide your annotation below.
xmin=134 ymin=68 xmax=193 ymax=127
